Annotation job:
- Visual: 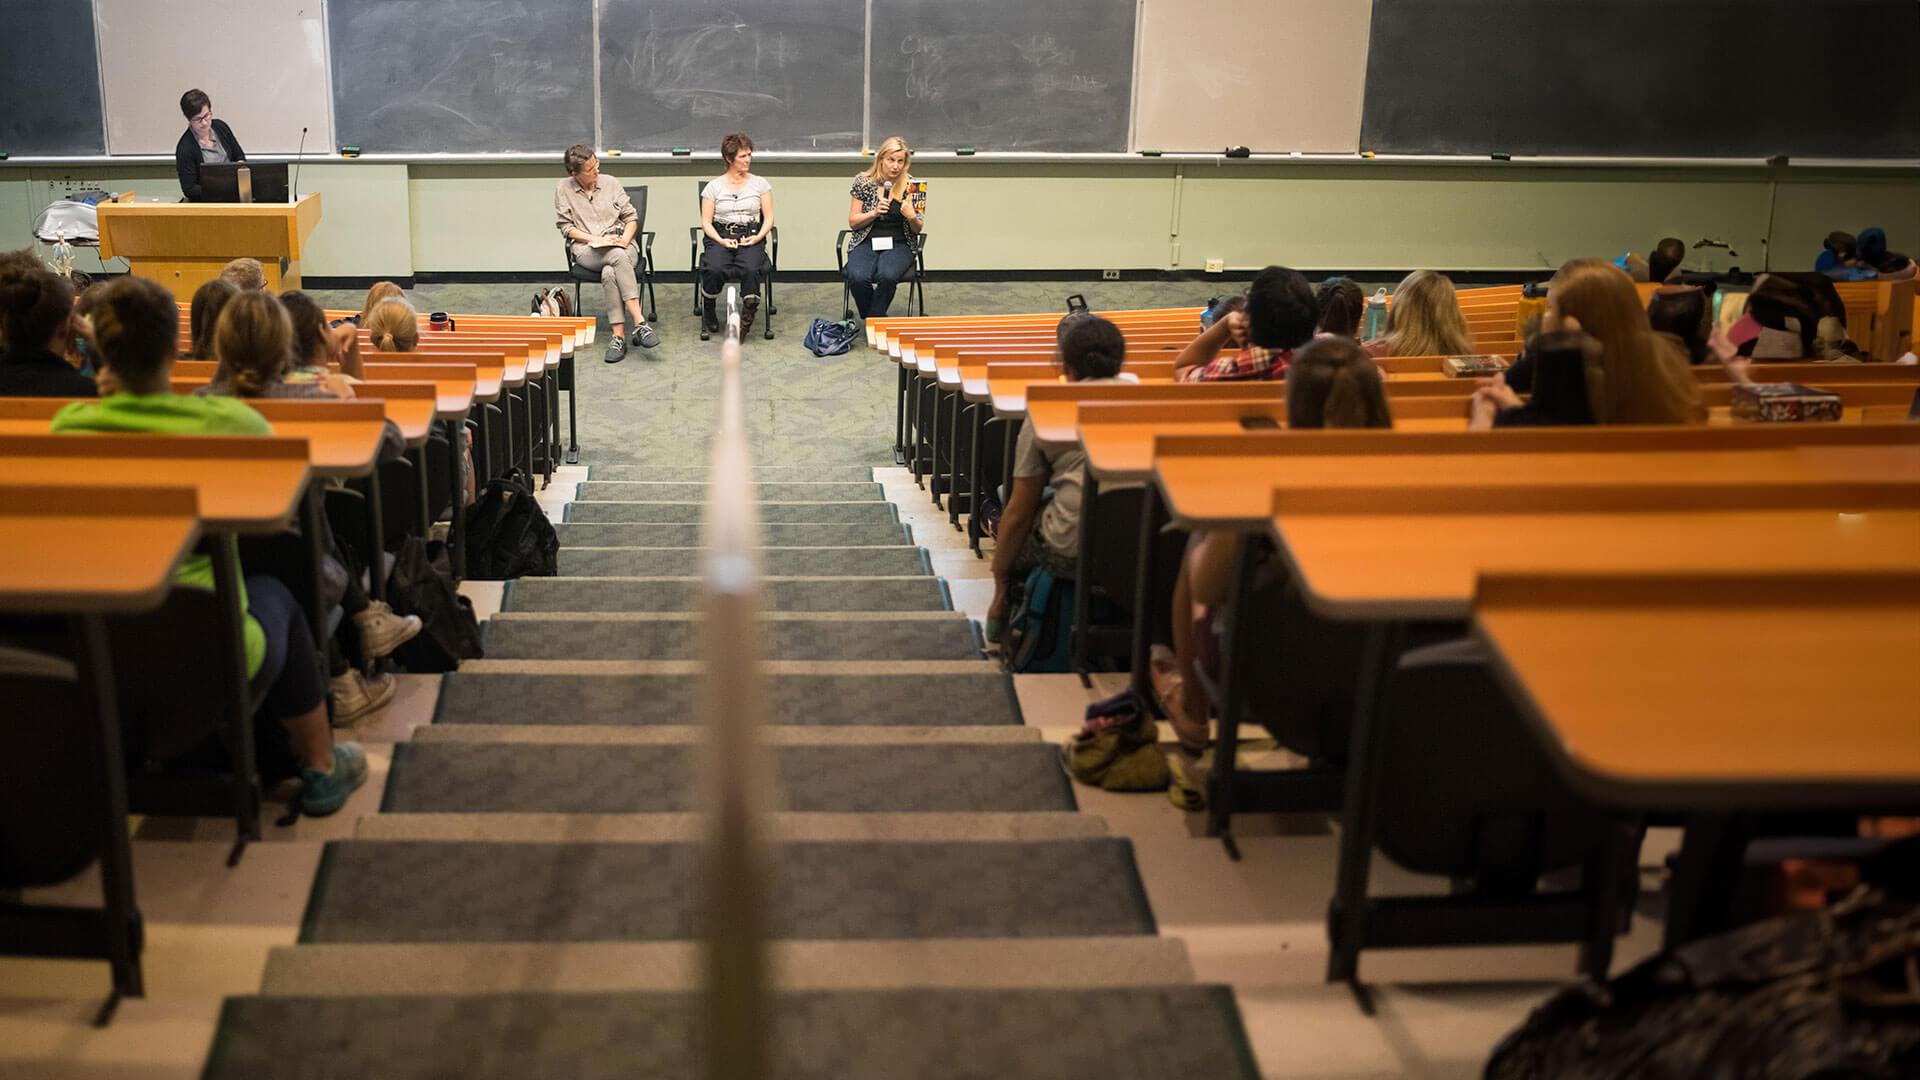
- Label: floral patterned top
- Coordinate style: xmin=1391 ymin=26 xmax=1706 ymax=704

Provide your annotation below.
xmin=848 ymin=174 xmax=914 ymax=249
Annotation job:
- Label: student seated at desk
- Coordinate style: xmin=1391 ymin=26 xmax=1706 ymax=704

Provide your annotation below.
xmin=1174 ymin=265 xmax=1317 ymax=382
xmin=364 ymin=297 xmax=421 ymax=353
xmin=1471 ymin=258 xmax=1702 ymax=429
xmin=0 ymin=267 xmax=96 ymax=397
xmin=281 ymin=292 xmax=369 ymax=391
xmin=1162 ymin=337 xmax=1392 ymax=808
xmin=1363 ymin=270 xmax=1473 ymax=359
xmin=1646 ymin=284 xmax=1711 ymax=366
xmin=986 ymin=316 xmax=1137 ymax=641
xmin=184 ymin=278 xmax=237 ymax=362
xmin=199 ymin=291 xmax=340 ymax=400
xmin=1314 ymin=276 xmax=1364 ymax=339
xmin=220 ymin=258 xmax=266 ymax=293
xmin=49 ymin=276 xmax=368 ymax=815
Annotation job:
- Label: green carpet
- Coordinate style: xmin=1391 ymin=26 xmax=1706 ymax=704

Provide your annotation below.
xmin=381 ymin=741 xmax=1071 ymax=814
xmin=433 ymin=671 xmax=1019 ymax=727
xmin=565 ymin=501 xmax=898 ymax=525
xmin=502 ymin=577 xmax=948 ymax=613
xmin=574 ymin=481 xmax=885 ymax=502
xmin=299 ymin=838 xmax=1151 ymax=943
xmin=556 ymin=522 xmax=914 ymax=548
xmin=556 ymin=546 xmax=932 ymax=578
xmin=205 ymin=986 xmax=1258 ymax=1079
xmin=482 ymin=614 xmax=981 ymax=662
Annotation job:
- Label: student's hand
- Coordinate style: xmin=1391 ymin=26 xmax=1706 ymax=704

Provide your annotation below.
xmin=722 ymin=237 xmax=739 ymax=250
xmin=1223 ymin=309 xmax=1247 ymax=344
xmin=1710 ymin=326 xmax=1753 ymax=385
xmin=874 ymin=198 xmax=895 ymax=218
xmin=94 ymin=366 xmax=120 ymax=396
xmin=1476 ymin=372 xmax=1522 ymax=410
xmin=1468 ymin=390 xmax=1499 ymax=430
xmin=323 ymin=373 xmax=356 ymax=400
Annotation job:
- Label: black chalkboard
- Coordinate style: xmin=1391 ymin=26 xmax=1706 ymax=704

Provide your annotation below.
xmin=599 ymin=0 xmax=864 ymax=152
xmin=0 ymin=0 xmax=106 ymax=155
xmin=870 ymin=0 xmax=1136 ymax=152
xmin=329 ymin=0 xmax=596 ymax=154
xmin=1361 ymin=0 xmax=1920 ymax=158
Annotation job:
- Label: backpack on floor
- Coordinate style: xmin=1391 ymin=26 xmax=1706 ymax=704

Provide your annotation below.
xmin=804 ymin=317 xmax=859 ymax=357
xmin=531 ymin=286 xmax=574 ymax=318
xmin=384 ymin=537 xmax=483 ymax=673
xmin=1002 ymin=565 xmax=1075 ymax=674
xmin=463 ymin=470 xmax=559 ymax=580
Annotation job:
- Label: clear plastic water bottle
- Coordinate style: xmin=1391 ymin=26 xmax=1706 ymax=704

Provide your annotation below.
xmin=1361 ymin=288 xmax=1388 ymax=341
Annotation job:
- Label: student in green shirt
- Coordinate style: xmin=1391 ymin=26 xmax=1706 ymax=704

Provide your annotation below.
xmin=51 ymin=276 xmax=366 ymax=816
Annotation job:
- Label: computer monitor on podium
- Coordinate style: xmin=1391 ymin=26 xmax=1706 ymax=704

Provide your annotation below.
xmin=201 ymin=162 xmax=290 ymax=203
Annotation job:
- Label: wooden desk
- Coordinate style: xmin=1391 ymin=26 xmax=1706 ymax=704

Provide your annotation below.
xmin=363 ymin=351 xmax=512 ymax=395
xmin=1035 ymin=396 xmax=1285 ymax=450
xmin=359 ymin=363 xmax=481 ymax=418
xmin=0 ymin=433 xmax=310 ymax=533
xmin=869 ymin=308 xmax=1205 ymax=350
xmin=0 ymin=484 xmax=201 ymax=613
xmin=0 ymin=398 xmax=383 ymax=479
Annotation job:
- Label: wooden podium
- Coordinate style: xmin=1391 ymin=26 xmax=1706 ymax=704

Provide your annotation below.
xmin=98 ymin=193 xmax=322 ymax=301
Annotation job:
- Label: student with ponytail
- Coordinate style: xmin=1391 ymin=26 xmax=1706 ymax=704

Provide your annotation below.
xmin=197 ymin=291 xmax=331 ymax=400
xmin=987 ymin=315 xmax=1137 ymax=640
xmin=1313 ymin=276 xmax=1365 ymax=340
xmin=364 ymin=296 xmax=421 ymax=353
xmin=0 ymin=267 xmax=96 ymax=396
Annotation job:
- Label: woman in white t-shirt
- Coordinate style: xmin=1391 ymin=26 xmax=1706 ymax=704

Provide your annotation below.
xmin=699 ymin=132 xmax=774 ymax=335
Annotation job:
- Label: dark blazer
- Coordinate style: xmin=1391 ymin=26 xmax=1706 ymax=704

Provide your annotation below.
xmin=0 ymin=348 xmax=98 ymax=398
xmin=175 ymin=119 xmax=245 ymax=202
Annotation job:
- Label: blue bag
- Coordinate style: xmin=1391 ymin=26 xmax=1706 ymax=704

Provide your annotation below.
xmin=804 ymin=317 xmax=860 ymax=357
xmin=1004 ymin=565 xmax=1075 ymax=674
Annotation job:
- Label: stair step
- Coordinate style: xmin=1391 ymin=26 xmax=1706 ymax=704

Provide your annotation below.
xmin=434 ymin=669 xmax=1019 ymax=727
xmin=557 ymin=522 xmax=913 ymax=548
xmin=587 ymin=464 xmax=874 ymax=482
xmin=481 ymin=612 xmax=981 ymax=662
xmin=354 ymin=811 xmax=1105 ymax=844
xmin=565 ymin=501 xmax=898 ymax=525
xmin=381 ymin=740 xmax=1071 ymax=814
xmin=575 ymin=481 xmax=885 ymax=502
xmin=502 ymin=576 xmax=948 ymax=613
xmin=408 ymin=724 xmax=1037 ymax=745
xmin=206 ymin=986 xmax=1257 ymax=1079
xmin=257 ymin=936 xmax=1184 ymax=995
xmin=299 ymin=838 xmax=1151 ymax=943
xmin=558 ymin=546 xmax=932 ymax=578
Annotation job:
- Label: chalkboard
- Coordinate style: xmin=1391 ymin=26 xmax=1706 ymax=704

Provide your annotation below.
xmin=600 ymin=0 xmax=863 ymax=152
xmin=0 ymin=0 xmax=106 ymax=155
xmin=329 ymin=0 xmax=596 ymax=154
xmin=870 ymin=0 xmax=1136 ymax=153
xmin=1361 ymin=0 xmax=1920 ymax=159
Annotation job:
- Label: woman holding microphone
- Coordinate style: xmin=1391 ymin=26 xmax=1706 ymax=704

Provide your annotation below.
xmin=843 ymin=136 xmax=924 ymax=321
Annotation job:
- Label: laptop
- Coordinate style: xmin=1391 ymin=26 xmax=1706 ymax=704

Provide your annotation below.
xmin=200 ymin=162 xmax=290 ymax=203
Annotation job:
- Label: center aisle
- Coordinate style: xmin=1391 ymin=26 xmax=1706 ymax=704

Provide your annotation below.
xmin=202 ymin=462 xmax=1256 ymax=1076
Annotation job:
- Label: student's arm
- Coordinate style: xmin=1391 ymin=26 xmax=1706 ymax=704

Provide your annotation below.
xmin=989 ymin=475 xmax=1047 ymax=617
xmin=747 ymin=189 xmax=773 ymax=246
xmin=1173 ymin=315 xmax=1238 ymax=377
xmin=701 ymin=195 xmax=730 ymax=247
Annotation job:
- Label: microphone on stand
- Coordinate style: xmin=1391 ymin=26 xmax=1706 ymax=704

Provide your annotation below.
xmin=292 ymin=126 xmax=308 ymax=202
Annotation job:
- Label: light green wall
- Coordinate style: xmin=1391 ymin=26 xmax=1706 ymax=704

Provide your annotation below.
xmin=1 ymin=161 xmax=1913 ymax=279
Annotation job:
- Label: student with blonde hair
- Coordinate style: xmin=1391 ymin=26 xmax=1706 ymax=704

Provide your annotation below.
xmin=1366 ymin=269 xmax=1473 ymax=358
xmin=364 ymin=296 xmax=420 ymax=353
xmin=844 ymin=135 xmax=925 ymax=320
xmin=359 ymin=281 xmax=406 ymax=323
xmin=219 ymin=257 xmax=266 ymax=292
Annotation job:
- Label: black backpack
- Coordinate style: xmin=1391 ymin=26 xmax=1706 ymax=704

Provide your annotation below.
xmin=463 ymin=470 xmax=558 ymax=580
xmin=385 ymin=537 xmax=483 ymax=673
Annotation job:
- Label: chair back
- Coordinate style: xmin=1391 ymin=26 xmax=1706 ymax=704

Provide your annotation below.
xmin=0 ymin=645 xmax=97 ymax=888
xmin=1374 ymin=638 xmax=1615 ymax=888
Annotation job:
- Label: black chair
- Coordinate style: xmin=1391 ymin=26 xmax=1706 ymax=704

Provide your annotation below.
xmin=836 ymin=228 xmax=929 ymax=319
xmin=562 ymin=183 xmax=657 ymax=326
xmin=690 ymin=180 xmax=776 ymax=341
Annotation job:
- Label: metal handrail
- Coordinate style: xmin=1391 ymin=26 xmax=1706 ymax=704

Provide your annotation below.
xmin=699 ymin=284 xmax=773 ymax=1079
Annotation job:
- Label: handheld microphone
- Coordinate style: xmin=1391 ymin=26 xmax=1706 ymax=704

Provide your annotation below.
xmin=293 ymin=126 xmax=308 ymax=202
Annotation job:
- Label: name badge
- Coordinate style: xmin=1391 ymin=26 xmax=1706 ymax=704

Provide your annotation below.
xmin=873 ymin=236 xmax=895 ymax=252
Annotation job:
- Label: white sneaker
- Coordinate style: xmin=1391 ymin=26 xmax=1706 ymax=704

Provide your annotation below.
xmin=356 ymin=601 xmax=423 ymax=666
xmin=330 ymin=670 xmax=396 ymax=727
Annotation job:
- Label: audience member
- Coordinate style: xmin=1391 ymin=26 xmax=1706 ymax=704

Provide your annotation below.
xmin=1365 ymin=270 xmax=1472 ymax=358
xmin=364 ymin=297 xmax=421 ymax=352
xmin=1314 ymin=276 xmax=1364 ymax=339
xmin=359 ymin=281 xmax=406 ymax=323
xmin=279 ymin=291 xmax=364 ymax=392
xmin=1647 ymin=237 xmax=1686 ymax=284
xmin=987 ymin=315 xmax=1137 ymax=642
xmin=1174 ymin=266 xmax=1316 ymax=382
xmin=49 ymin=276 xmax=368 ymax=815
xmin=1162 ymin=336 xmax=1393 ymax=809
xmin=0 ymin=268 xmax=96 ymax=396
xmin=1646 ymin=285 xmax=1711 ymax=365
xmin=185 ymin=278 xmax=239 ymax=361
xmin=219 ymin=258 xmax=267 ymax=291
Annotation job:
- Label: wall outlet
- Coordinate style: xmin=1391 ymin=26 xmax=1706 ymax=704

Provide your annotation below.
xmin=1101 ymin=269 xmax=1121 ymax=280
xmin=1205 ymin=258 xmax=1225 ymax=273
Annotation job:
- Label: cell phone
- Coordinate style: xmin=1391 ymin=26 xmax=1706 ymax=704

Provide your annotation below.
xmin=1064 ymin=293 xmax=1088 ymax=316
xmin=1726 ymin=314 xmax=1763 ymax=348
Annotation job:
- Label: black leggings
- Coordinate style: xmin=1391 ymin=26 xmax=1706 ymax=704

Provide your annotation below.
xmin=245 ymin=574 xmax=329 ymax=722
xmin=700 ymin=235 xmax=767 ymax=299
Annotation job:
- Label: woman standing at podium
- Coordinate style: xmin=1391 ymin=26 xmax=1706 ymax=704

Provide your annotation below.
xmin=175 ymin=88 xmax=246 ymax=202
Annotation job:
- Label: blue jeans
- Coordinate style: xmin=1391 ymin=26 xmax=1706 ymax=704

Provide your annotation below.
xmin=844 ymin=238 xmax=917 ymax=319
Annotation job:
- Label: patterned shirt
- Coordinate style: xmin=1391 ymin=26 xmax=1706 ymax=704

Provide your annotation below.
xmin=1178 ymin=345 xmax=1293 ymax=382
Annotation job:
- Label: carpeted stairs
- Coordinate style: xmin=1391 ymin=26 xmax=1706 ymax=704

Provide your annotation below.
xmin=202 ymin=463 xmax=1257 ymax=1078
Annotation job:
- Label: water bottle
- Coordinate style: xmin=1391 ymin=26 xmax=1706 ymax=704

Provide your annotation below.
xmin=1361 ymin=288 xmax=1388 ymax=341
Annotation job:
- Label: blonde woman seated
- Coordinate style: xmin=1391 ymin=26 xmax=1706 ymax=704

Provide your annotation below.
xmin=844 ymin=136 xmax=925 ymax=320
xmin=1364 ymin=269 xmax=1473 ymax=358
